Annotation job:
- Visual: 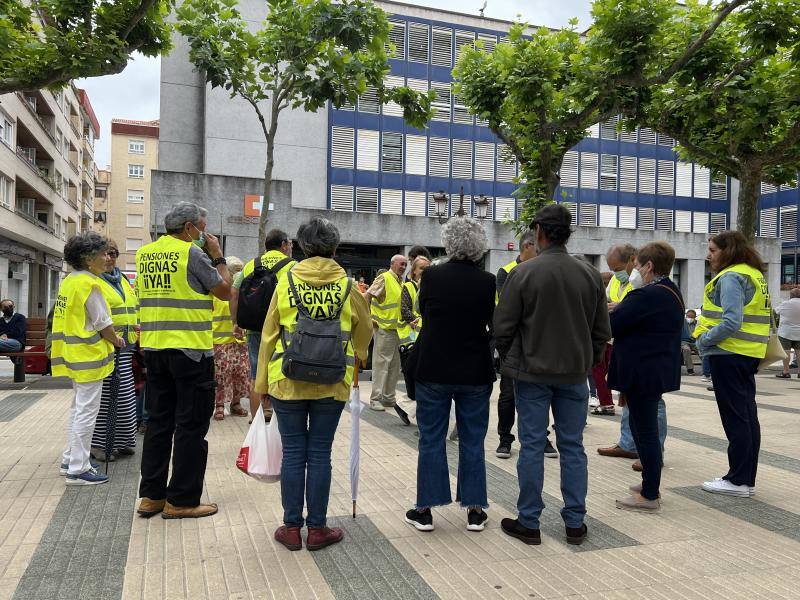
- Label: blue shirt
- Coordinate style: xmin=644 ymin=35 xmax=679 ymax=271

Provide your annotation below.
xmin=697 ymin=271 xmax=755 ymax=357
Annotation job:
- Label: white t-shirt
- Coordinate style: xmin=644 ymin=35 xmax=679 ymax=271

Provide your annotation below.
xmin=776 ymin=297 xmax=800 ymax=341
xmin=75 ymin=271 xmax=113 ymax=332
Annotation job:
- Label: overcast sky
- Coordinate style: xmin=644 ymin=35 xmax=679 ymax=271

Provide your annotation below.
xmin=78 ymin=0 xmax=593 ymax=167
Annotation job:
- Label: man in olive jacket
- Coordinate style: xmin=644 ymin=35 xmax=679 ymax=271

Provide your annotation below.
xmin=494 ymin=204 xmax=611 ymax=547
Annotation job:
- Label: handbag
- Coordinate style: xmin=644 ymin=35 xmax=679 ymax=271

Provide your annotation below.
xmin=760 ymin=312 xmax=787 ymax=369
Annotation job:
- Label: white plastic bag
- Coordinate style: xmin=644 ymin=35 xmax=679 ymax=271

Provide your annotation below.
xmin=235 ymin=405 xmax=282 ymax=482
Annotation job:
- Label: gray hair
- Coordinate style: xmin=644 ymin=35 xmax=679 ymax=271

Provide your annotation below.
xmin=296 ymin=217 xmax=340 ymax=258
xmin=226 ymin=256 xmax=244 ymax=276
xmin=441 ymin=217 xmax=488 ymax=262
xmin=519 ymin=230 xmax=536 ymax=247
xmin=64 ymin=231 xmax=108 ymax=271
xmin=164 ymin=202 xmax=208 ymax=233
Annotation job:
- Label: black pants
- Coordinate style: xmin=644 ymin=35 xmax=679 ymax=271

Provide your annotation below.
xmin=139 ymin=350 xmax=215 ymax=506
xmin=497 ymin=374 xmax=515 ymax=445
xmin=626 ymin=391 xmax=663 ymax=500
xmin=399 ymin=346 xmax=415 ymax=400
xmin=709 ymin=354 xmax=761 ymax=487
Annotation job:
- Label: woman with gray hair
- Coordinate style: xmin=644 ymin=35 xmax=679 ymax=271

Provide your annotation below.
xmin=403 ymin=217 xmax=496 ymax=533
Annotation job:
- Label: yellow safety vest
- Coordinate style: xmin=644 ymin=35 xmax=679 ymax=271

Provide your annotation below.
xmin=370 ymin=271 xmax=402 ymax=330
xmin=98 ymin=275 xmax=139 ymax=345
xmin=241 ymin=249 xmax=296 ymax=280
xmin=608 ymin=276 xmax=633 ymax=303
xmin=136 ymin=235 xmax=214 ymax=350
xmin=267 ymin=273 xmax=355 ymax=386
xmin=212 ymin=296 xmax=244 ymax=345
xmin=495 ymin=258 xmax=519 ymax=304
xmin=397 ymin=280 xmax=421 ymax=347
xmin=51 ymin=272 xmax=116 ymax=383
xmin=693 ymin=263 xmax=771 ymax=359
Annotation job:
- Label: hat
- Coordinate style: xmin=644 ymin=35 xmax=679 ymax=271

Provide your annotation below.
xmin=531 ymin=203 xmax=572 ymax=228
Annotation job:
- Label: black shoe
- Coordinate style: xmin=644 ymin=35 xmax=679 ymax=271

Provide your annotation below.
xmin=501 ymin=518 xmax=541 ymax=545
xmin=687 ymin=369 xmax=695 ymax=375
xmin=495 ymin=442 xmax=511 ymax=459
xmin=467 ymin=509 xmax=488 ymax=532
xmin=706 ymin=386 xmax=714 ymax=392
xmin=544 ymin=439 xmax=558 ymax=458
xmin=394 ymin=405 xmax=411 ymax=426
xmin=405 ymin=508 xmax=434 ymax=531
xmin=566 ymin=523 xmax=588 ymax=545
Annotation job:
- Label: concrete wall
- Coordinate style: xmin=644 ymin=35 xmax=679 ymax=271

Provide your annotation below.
xmin=151 ymin=170 xmax=783 ymax=309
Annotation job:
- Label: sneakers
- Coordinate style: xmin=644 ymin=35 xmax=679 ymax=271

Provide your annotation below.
xmin=405 ymin=508 xmax=434 ymax=531
xmin=544 ymin=439 xmax=558 ymax=458
xmin=466 ymin=509 xmax=488 ymax=532
xmin=60 ymin=459 xmax=101 ymax=476
xmin=591 ymin=405 xmax=615 ymax=416
xmin=687 ymin=369 xmax=695 ymax=375
xmin=65 ymin=468 xmax=108 ymax=486
xmin=495 ymin=442 xmax=512 ymax=459
xmin=588 ymin=395 xmax=600 ymax=408
xmin=394 ymin=405 xmax=411 ymax=426
xmin=274 ymin=526 xmax=302 ymax=551
xmin=306 ymin=527 xmax=343 ymax=551
xmin=700 ymin=376 xmax=712 ymax=383
xmin=702 ymin=477 xmax=753 ymax=497
xmin=616 ymin=494 xmax=660 ymax=512
xmin=369 ymin=400 xmax=385 ymax=411
xmin=501 ymin=518 xmax=541 ymax=545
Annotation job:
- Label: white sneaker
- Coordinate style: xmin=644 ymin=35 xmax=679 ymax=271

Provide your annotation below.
xmin=700 ymin=376 xmax=712 ymax=383
xmin=369 ymin=400 xmax=385 ymax=411
xmin=588 ymin=395 xmax=600 ymax=408
xmin=708 ymin=476 xmax=755 ymax=496
xmin=702 ymin=477 xmax=750 ymax=497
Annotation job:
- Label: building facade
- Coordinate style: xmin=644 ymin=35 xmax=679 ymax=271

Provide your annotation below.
xmin=154 ymin=0 xmax=788 ymax=308
xmin=0 ymin=85 xmax=99 ymax=317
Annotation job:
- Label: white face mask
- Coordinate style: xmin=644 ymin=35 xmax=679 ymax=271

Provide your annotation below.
xmin=629 ymin=268 xmax=645 ymax=289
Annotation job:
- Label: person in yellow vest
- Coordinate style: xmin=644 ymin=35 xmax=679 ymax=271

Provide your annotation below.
xmin=135 ymin=202 xmax=231 ymax=520
xmin=365 ymin=254 xmax=408 ymax=410
xmin=229 ymin=229 xmax=295 ymax=422
xmin=90 ymin=239 xmax=140 ymax=463
xmin=212 ymin=257 xmax=250 ymax=421
xmin=55 ymin=232 xmax=125 ymax=485
xmin=694 ymin=230 xmax=771 ymax=497
xmin=254 ymin=217 xmax=372 ymax=552
xmin=394 ymin=255 xmax=431 ymax=425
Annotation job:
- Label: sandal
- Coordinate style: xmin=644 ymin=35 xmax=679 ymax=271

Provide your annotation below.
xmin=775 ymin=373 xmax=791 ymax=379
xmin=230 ymin=404 xmax=249 ymax=417
xmin=214 ymin=406 xmax=225 ymax=421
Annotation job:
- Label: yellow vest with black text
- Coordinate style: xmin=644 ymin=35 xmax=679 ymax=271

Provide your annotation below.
xmin=212 ymin=296 xmax=244 ymax=345
xmin=98 ymin=275 xmax=139 ymax=345
xmin=608 ymin=276 xmax=633 ymax=303
xmin=242 ymin=249 xmax=296 ymax=280
xmin=693 ymin=264 xmax=771 ymax=359
xmin=267 ymin=273 xmax=355 ymax=386
xmin=370 ymin=272 xmax=401 ymax=331
xmin=136 ymin=235 xmax=214 ymax=350
xmin=397 ymin=280 xmax=421 ymax=347
xmin=495 ymin=258 xmax=519 ymax=304
xmin=51 ymin=272 xmax=116 ymax=383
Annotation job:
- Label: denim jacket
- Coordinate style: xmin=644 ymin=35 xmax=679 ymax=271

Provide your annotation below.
xmin=696 ymin=271 xmax=755 ymax=357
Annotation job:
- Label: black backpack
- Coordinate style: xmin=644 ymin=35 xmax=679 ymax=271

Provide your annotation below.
xmin=236 ymin=256 xmax=293 ymax=331
xmin=280 ymin=271 xmax=352 ymax=384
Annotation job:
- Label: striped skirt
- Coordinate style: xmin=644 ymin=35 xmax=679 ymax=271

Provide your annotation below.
xmin=91 ymin=349 xmax=137 ymax=451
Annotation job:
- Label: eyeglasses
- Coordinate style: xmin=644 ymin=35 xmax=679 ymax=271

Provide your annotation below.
xmin=108 ymin=251 xmax=119 ymax=258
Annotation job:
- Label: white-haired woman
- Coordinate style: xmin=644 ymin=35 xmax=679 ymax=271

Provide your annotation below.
xmin=403 ymin=217 xmax=496 ymax=533
xmin=212 ymin=256 xmax=250 ymax=420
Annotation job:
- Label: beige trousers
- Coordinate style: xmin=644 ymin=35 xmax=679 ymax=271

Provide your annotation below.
xmin=370 ymin=326 xmax=401 ymax=405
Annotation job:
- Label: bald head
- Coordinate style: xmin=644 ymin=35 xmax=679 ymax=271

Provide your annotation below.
xmin=390 ymin=254 xmax=408 ymax=277
xmin=606 ymin=243 xmax=637 ymax=273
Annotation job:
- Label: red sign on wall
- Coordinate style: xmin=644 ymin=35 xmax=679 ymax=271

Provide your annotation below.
xmin=244 ymin=195 xmax=275 ymax=217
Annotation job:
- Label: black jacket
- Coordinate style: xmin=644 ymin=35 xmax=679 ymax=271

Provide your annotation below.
xmin=607 ymin=278 xmax=684 ymax=395
xmin=0 ymin=313 xmax=26 ymax=346
xmin=408 ymin=259 xmax=496 ymax=385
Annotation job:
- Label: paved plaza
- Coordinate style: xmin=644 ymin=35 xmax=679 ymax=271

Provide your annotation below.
xmin=1 ymin=362 xmax=799 ymax=600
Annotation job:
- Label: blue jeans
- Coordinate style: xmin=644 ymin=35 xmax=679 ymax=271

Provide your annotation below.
xmin=514 ymin=380 xmax=588 ymax=529
xmin=0 ymin=338 xmax=22 ymax=352
xmin=247 ymin=332 xmax=261 ymax=377
xmin=587 ymin=373 xmax=597 ymax=397
xmin=271 ymin=397 xmax=344 ymax=528
xmin=415 ymin=381 xmax=491 ymax=509
xmin=702 ymin=355 xmax=711 ymax=378
xmin=619 ymin=399 xmax=667 ymax=453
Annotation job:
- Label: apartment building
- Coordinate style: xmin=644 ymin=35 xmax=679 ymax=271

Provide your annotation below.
xmin=0 ymin=85 xmax=99 ymax=317
xmin=104 ymin=119 xmax=159 ymax=274
xmin=93 ymin=167 xmax=111 ymax=236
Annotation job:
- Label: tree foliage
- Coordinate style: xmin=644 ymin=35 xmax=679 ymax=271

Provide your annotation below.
xmin=636 ymin=0 xmax=800 ymax=240
xmin=0 ymin=0 xmax=173 ymax=94
xmin=176 ymin=0 xmax=433 ymax=248
xmin=455 ymin=0 xmax=747 ymax=232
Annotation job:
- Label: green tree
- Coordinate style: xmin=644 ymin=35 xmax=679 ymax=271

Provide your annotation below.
xmin=454 ymin=0 xmax=747 ymax=231
xmin=0 ymin=0 xmax=172 ymax=93
xmin=636 ymin=0 xmax=800 ymax=240
xmin=176 ymin=0 xmax=432 ymax=247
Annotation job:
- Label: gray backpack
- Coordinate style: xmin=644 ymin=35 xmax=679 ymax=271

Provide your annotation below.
xmin=280 ymin=270 xmax=352 ymax=384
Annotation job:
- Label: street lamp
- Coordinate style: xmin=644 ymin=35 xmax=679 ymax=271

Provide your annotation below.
xmin=474 ymin=194 xmax=490 ymax=219
xmin=433 ymin=187 xmax=489 ymax=224
xmin=433 ymin=190 xmax=449 ymax=224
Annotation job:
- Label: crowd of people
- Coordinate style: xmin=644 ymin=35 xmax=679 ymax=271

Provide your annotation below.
xmin=41 ymin=198 xmax=794 ymax=552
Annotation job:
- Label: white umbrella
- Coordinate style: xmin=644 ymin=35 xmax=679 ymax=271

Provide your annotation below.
xmin=349 ymin=358 xmax=364 ymax=518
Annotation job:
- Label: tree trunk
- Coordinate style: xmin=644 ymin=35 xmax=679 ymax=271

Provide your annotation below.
xmin=736 ymin=169 xmax=761 ymax=242
xmin=258 ymin=135 xmax=274 ymax=252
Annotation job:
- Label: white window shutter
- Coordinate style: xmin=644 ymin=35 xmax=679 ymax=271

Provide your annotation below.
xmin=356 ymin=129 xmax=379 ymax=171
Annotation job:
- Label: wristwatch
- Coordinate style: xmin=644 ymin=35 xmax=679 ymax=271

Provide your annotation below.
xmin=211 ymin=256 xmax=227 ymax=267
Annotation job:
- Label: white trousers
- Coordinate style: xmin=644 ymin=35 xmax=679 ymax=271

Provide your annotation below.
xmin=62 ymin=380 xmax=103 ymax=475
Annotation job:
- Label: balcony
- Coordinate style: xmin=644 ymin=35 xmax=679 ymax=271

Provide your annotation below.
xmin=16 ymin=91 xmax=56 ymax=145
xmin=15 ymin=120 xmax=58 ymax=191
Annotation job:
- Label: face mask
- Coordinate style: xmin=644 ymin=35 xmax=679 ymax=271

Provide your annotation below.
xmin=629 ymin=268 xmax=644 ymax=289
xmin=686 ymin=317 xmax=696 ymax=324
xmin=190 ymin=223 xmax=206 ymax=249
xmin=613 ymin=269 xmax=629 ymax=284
xmin=1 ymin=307 xmax=12 ymax=317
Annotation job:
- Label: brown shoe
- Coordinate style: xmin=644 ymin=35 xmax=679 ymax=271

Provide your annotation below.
xmin=137 ymin=497 xmax=166 ymax=518
xmin=597 ymin=445 xmax=638 ymax=459
xmin=616 ymin=494 xmax=660 ymax=512
xmin=274 ymin=526 xmax=302 ymax=551
xmin=161 ymin=501 xmax=218 ymax=519
xmin=306 ymin=527 xmax=344 ymax=551
xmin=230 ymin=404 xmax=249 ymax=417
xmin=632 ymin=460 xmax=643 ymax=472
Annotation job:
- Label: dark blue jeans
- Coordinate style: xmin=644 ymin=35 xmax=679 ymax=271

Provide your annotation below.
xmin=626 ymin=391 xmax=663 ymax=500
xmin=271 ymin=397 xmax=344 ymax=528
xmin=415 ymin=381 xmax=492 ymax=509
xmin=515 ymin=380 xmax=588 ymax=529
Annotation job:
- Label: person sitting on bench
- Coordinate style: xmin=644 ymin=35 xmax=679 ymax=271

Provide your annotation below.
xmin=0 ymin=299 xmax=26 ymax=352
